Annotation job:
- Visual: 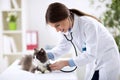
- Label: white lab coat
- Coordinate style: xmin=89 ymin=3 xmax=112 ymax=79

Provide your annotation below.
xmin=49 ymin=14 xmax=120 ymax=80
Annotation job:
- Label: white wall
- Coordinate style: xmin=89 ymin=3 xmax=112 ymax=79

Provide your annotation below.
xmin=25 ymin=0 xmax=110 ymax=48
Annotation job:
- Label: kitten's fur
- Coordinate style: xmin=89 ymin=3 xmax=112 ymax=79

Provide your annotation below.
xmin=19 ymin=48 xmax=51 ymax=73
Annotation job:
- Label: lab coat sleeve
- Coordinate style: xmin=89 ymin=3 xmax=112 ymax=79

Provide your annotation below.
xmin=73 ymin=21 xmax=98 ymax=67
xmin=47 ymin=52 xmax=55 ymax=60
xmin=47 ymin=34 xmax=72 ymax=59
xmin=68 ymin=59 xmax=76 ymax=67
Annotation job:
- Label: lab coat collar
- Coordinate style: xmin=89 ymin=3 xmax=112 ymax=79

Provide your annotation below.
xmin=70 ymin=14 xmax=79 ymax=33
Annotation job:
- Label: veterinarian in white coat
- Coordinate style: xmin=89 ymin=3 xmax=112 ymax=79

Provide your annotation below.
xmin=45 ymin=2 xmax=120 ymax=80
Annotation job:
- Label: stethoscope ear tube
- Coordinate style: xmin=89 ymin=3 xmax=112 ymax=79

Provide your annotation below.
xmin=60 ymin=32 xmax=78 ymax=73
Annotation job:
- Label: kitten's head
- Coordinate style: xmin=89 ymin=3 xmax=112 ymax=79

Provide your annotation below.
xmin=33 ymin=48 xmax=48 ymax=63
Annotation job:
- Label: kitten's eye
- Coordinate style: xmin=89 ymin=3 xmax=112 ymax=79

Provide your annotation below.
xmin=41 ymin=52 xmax=44 ymax=55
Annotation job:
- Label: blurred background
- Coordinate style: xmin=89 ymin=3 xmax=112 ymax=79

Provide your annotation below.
xmin=0 ymin=0 xmax=120 ymax=79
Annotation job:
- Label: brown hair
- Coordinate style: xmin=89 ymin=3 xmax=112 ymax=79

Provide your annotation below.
xmin=45 ymin=2 xmax=100 ymax=23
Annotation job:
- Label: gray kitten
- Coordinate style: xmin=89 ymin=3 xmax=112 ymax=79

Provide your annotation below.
xmin=19 ymin=48 xmax=51 ymax=73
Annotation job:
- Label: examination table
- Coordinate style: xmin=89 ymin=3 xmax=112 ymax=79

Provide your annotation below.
xmin=0 ymin=60 xmax=78 ymax=80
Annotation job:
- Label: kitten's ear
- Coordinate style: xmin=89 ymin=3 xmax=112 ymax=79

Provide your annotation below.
xmin=33 ymin=48 xmax=38 ymax=58
xmin=34 ymin=48 xmax=38 ymax=52
xmin=40 ymin=48 xmax=44 ymax=50
xmin=40 ymin=48 xmax=44 ymax=52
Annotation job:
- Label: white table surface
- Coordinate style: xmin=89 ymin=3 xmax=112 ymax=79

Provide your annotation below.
xmin=0 ymin=60 xmax=78 ymax=80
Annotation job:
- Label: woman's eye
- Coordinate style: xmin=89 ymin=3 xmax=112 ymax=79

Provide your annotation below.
xmin=55 ymin=24 xmax=60 ymax=28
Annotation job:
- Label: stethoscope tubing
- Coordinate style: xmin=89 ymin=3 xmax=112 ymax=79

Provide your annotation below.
xmin=60 ymin=32 xmax=78 ymax=73
xmin=64 ymin=32 xmax=78 ymax=56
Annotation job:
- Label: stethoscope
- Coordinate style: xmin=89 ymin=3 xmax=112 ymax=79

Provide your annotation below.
xmin=60 ymin=32 xmax=78 ymax=73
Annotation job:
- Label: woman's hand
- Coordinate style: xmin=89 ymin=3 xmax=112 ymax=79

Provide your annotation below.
xmin=49 ymin=60 xmax=69 ymax=70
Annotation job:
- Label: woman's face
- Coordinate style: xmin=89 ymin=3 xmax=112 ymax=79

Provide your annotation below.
xmin=48 ymin=17 xmax=72 ymax=33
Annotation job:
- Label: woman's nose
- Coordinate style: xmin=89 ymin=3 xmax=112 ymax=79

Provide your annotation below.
xmin=56 ymin=28 xmax=61 ymax=32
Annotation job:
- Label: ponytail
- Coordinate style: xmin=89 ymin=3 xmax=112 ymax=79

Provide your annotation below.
xmin=69 ymin=9 xmax=101 ymax=22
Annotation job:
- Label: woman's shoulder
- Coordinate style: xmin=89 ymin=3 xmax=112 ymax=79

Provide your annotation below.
xmin=79 ymin=16 xmax=96 ymax=22
xmin=78 ymin=15 xmax=100 ymax=26
xmin=75 ymin=15 xmax=101 ymax=28
xmin=74 ymin=15 xmax=92 ymax=25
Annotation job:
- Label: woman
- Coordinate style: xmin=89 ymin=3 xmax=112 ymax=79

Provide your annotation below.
xmin=45 ymin=2 xmax=120 ymax=80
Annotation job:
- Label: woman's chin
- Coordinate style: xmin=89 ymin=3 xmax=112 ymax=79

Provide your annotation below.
xmin=62 ymin=31 xmax=69 ymax=35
